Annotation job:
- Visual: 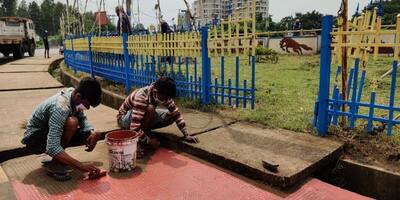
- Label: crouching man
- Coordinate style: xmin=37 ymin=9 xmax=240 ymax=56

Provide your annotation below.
xmin=117 ymin=77 xmax=199 ymax=158
xmin=21 ymin=77 xmax=104 ymax=181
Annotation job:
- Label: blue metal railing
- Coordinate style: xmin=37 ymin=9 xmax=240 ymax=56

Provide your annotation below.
xmin=314 ymin=15 xmax=400 ymax=136
xmin=64 ymin=27 xmax=256 ymax=109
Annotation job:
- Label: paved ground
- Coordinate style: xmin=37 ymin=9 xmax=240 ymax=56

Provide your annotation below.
xmin=0 ymin=52 xmax=119 ymax=154
xmin=1 ymin=143 xmax=370 ymax=200
xmin=0 ymin=72 xmax=63 ymax=91
xmin=0 ymin=48 xmax=56 ymax=65
xmin=0 ymin=89 xmax=118 ymax=153
xmin=0 ymin=64 xmax=49 ymax=73
xmin=0 ymin=52 xmax=371 ymax=199
xmin=0 ymin=89 xmax=62 ymax=152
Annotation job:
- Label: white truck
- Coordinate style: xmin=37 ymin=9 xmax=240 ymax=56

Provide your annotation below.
xmin=0 ymin=17 xmax=38 ymax=59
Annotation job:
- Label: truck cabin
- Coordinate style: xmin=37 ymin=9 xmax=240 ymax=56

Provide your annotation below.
xmin=0 ymin=17 xmax=34 ymax=37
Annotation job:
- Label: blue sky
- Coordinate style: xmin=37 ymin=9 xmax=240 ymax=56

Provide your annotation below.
xmin=25 ymin=0 xmax=372 ymax=27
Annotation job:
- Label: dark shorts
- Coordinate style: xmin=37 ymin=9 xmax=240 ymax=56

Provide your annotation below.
xmin=24 ymin=129 xmax=90 ymax=155
xmin=44 ymin=42 xmax=49 ymax=50
xmin=118 ymin=109 xmax=175 ymax=131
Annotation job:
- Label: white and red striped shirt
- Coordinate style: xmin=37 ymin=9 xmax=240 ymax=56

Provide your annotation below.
xmin=117 ymin=84 xmax=188 ymax=136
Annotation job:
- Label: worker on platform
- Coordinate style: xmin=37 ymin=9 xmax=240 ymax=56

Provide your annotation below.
xmin=117 ymin=77 xmax=199 ymax=158
xmin=21 ymin=78 xmax=104 ymax=181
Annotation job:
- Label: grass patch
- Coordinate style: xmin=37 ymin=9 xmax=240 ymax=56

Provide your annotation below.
xmin=211 ymin=55 xmax=320 ymax=132
xmin=213 ymin=55 xmax=400 ymax=136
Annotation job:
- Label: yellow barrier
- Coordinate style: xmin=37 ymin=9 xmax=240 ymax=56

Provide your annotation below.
xmin=208 ymin=0 xmax=257 ymax=57
xmin=127 ymin=32 xmax=202 ymax=58
xmin=72 ymin=37 xmax=89 ymax=51
xmin=91 ymin=36 xmax=124 ymax=54
xmin=332 ymin=6 xmax=400 ymax=64
xmin=65 ymin=39 xmax=72 ymax=50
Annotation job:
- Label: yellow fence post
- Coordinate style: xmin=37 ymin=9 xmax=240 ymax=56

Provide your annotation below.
xmin=395 ymin=14 xmax=400 ymax=61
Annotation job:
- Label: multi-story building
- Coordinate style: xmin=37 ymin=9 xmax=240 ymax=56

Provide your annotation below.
xmin=193 ymin=0 xmax=269 ymax=26
xmin=193 ymin=0 xmax=224 ymax=26
xmin=176 ymin=9 xmax=194 ymax=31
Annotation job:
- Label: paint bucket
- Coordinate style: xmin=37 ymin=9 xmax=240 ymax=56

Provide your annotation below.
xmin=106 ymin=130 xmax=139 ymax=172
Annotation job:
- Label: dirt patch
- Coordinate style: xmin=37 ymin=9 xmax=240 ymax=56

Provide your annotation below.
xmin=328 ymin=126 xmax=400 ymax=173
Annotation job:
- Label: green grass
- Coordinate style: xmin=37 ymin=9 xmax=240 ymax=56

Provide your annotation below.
xmin=213 ymin=54 xmax=400 ymax=135
xmin=210 ymin=55 xmax=320 ymax=132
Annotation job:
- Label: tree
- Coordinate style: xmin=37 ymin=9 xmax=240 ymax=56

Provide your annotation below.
xmin=377 ymin=0 xmax=400 ymax=25
xmin=135 ymin=23 xmax=145 ymax=30
xmin=277 ymin=16 xmax=294 ymax=31
xmin=149 ymin=24 xmax=156 ymax=33
xmin=28 ymin=1 xmax=42 ymax=35
xmin=53 ymin=2 xmax=65 ymax=34
xmin=16 ymin=0 xmax=29 ymax=18
xmin=40 ymin=0 xmax=56 ymax=35
xmin=357 ymin=0 xmax=400 ymax=25
xmin=0 ymin=0 xmax=17 ymax=17
xmin=295 ymin=10 xmax=323 ymax=30
xmin=255 ymin=13 xmax=267 ymax=31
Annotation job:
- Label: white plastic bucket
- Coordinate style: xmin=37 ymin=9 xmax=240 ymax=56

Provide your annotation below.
xmin=106 ymin=130 xmax=139 ymax=172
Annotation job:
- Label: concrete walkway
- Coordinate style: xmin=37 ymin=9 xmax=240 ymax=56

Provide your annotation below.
xmin=0 ymin=52 xmax=118 ymax=157
xmin=0 ymin=53 xmax=371 ymax=199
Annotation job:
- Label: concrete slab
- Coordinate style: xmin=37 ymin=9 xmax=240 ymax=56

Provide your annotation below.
xmin=339 ymin=159 xmax=400 ymax=200
xmin=0 ymin=89 xmax=118 ymax=154
xmin=1 ymin=143 xmax=276 ymax=200
xmin=156 ymin=122 xmax=343 ymax=187
xmin=154 ymin=109 xmax=235 ymax=136
xmin=0 ymin=89 xmax=62 ymax=152
xmin=85 ymin=104 xmax=119 ymax=132
xmin=0 ymin=64 xmax=48 ymax=73
xmin=9 ymin=56 xmax=62 ymax=65
xmin=0 ymin=72 xmax=63 ymax=91
xmin=285 ymin=179 xmax=372 ymax=200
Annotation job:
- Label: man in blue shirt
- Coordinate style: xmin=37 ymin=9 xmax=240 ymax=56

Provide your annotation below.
xmin=22 ymin=77 xmax=103 ymax=180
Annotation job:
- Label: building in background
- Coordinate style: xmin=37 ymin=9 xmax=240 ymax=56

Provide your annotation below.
xmin=193 ymin=0 xmax=223 ymax=27
xmin=177 ymin=9 xmax=194 ymax=31
xmin=193 ymin=0 xmax=269 ymax=26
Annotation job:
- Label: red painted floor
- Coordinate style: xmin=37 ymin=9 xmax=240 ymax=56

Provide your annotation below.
xmin=10 ymin=149 xmax=371 ymax=200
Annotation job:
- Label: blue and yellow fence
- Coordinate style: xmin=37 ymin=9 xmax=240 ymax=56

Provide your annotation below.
xmin=64 ymin=1 xmax=257 ymax=109
xmin=314 ymin=4 xmax=400 ymax=136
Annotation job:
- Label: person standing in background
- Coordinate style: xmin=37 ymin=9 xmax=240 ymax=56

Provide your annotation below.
xmin=115 ymin=6 xmax=132 ymax=35
xmin=292 ymin=19 xmax=302 ymax=37
xmin=43 ymin=30 xmax=50 ymax=58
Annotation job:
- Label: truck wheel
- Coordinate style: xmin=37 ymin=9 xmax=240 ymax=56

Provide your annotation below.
xmin=13 ymin=44 xmax=24 ymax=59
xmin=28 ymin=43 xmax=35 ymax=57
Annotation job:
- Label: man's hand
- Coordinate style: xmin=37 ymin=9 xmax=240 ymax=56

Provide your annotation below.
xmin=79 ymin=163 xmax=100 ymax=173
xmin=183 ymin=135 xmax=199 ymax=143
xmin=54 ymin=152 xmax=103 ymax=180
xmin=79 ymin=163 xmax=101 ymax=179
xmin=85 ymin=130 xmax=100 ymax=152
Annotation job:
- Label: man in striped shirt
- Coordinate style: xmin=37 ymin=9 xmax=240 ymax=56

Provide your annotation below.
xmin=22 ymin=77 xmax=104 ymax=180
xmin=117 ymin=77 xmax=199 ymax=158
